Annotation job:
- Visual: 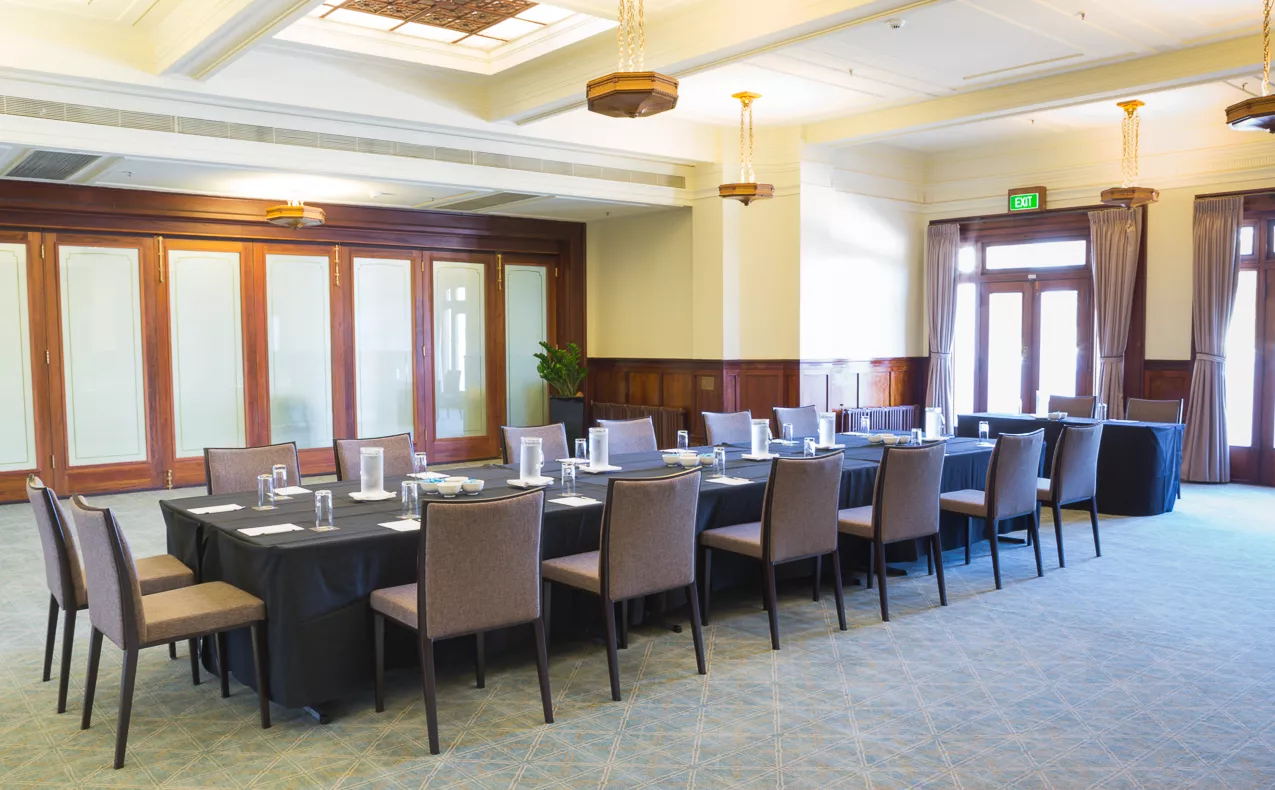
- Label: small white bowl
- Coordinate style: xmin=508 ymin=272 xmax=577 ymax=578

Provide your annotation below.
xmin=418 ymin=479 xmax=440 ymax=494
xmin=699 ymin=454 xmax=714 ymax=466
xmin=662 ymin=452 xmax=681 ymax=467
xmin=882 ymin=435 xmax=902 ymax=446
xmin=866 ymin=434 xmax=884 ymax=444
xmin=437 ymin=481 xmax=462 ymax=497
xmin=1048 ymin=412 xmax=1066 ymax=421
xmin=444 ymin=476 xmax=468 ymax=483
xmin=461 ymin=478 xmax=484 ymax=494
xmin=679 ymin=452 xmax=699 ymax=468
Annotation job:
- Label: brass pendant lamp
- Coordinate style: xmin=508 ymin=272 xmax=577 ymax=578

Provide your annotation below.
xmin=586 ymin=0 xmax=678 ymax=118
xmin=1100 ymin=100 xmax=1159 ymax=208
xmin=1226 ymin=0 xmax=1275 ymax=132
xmin=266 ymin=200 xmax=325 ymax=229
xmin=718 ymin=92 xmax=774 ymax=206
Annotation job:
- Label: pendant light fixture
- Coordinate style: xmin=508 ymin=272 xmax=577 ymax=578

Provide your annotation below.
xmin=718 ymin=92 xmax=774 ymax=206
xmin=266 ymin=200 xmax=325 ymax=229
xmin=586 ymin=0 xmax=678 ymax=118
xmin=1227 ymin=0 xmax=1275 ymax=131
xmin=1100 ymin=100 xmax=1159 ymax=208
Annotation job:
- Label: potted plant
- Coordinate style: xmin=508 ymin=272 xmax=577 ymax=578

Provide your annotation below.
xmin=534 ymin=341 xmax=587 ymax=444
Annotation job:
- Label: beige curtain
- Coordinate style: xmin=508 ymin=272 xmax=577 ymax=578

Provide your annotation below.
xmin=924 ymin=223 xmax=960 ymax=431
xmin=1089 ymin=207 xmax=1143 ymax=419
xmin=1183 ymin=196 xmax=1244 ymax=483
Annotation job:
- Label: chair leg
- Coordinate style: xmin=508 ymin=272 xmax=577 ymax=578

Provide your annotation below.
xmin=418 ymin=637 xmax=440 ymax=754
xmin=764 ymin=563 xmax=780 ymax=650
xmin=532 ymin=617 xmax=554 ymax=723
xmin=700 ymin=547 xmax=712 ymax=626
xmin=964 ymin=516 xmax=972 ymax=565
xmin=56 ymin=606 xmax=77 ymax=714
xmin=685 ymin=584 xmax=706 ymax=675
xmin=215 ymin=632 xmax=231 ymax=699
xmin=812 ymin=555 xmax=822 ymax=602
xmin=114 ymin=648 xmax=138 ymax=769
xmin=250 ymin=623 xmax=271 ymax=729
xmin=1051 ymin=503 xmax=1066 ymax=568
xmin=169 ymin=642 xmax=177 ymax=660
xmin=1030 ymin=509 xmax=1044 ymax=578
xmin=602 ymin=598 xmax=622 ymax=701
xmin=189 ymin=638 xmax=200 ymax=685
xmin=81 ymin=628 xmax=103 ymax=731
xmin=619 ymin=600 xmax=629 ymax=650
xmin=988 ymin=519 xmax=1002 ymax=590
xmin=475 ymin=632 xmax=485 ymax=689
xmin=542 ymin=581 xmax=552 ymax=649
xmin=43 ymin=595 xmax=58 ymax=683
xmin=373 ymin=613 xmax=385 ymax=713
xmin=931 ymin=534 xmax=947 ymax=606
xmin=926 ymin=540 xmax=934 ymax=576
xmin=875 ymin=540 xmax=889 ymax=623
xmin=830 ymin=550 xmax=847 ymax=631
xmin=1089 ymin=499 xmax=1102 ymax=557
xmin=866 ymin=540 xmax=875 ymax=589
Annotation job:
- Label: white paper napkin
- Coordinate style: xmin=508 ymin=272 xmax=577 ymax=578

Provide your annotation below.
xmin=705 ymin=476 xmax=751 ymax=486
xmin=578 ymin=464 xmax=622 ymax=474
xmin=274 ymin=486 xmax=311 ymax=496
xmin=239 ymin=524 xmax=303 ymax=537
xmin=507 ymin=477 xmax=553 ymax=488
xmin=549 ymin=496 xmax=601 ymax=507
xmin=349 ymin=490 xmax=396 ymax=501
xmin=408 ymin=472 xmax=445 ymax=480
xmin=188 ymin=504 xmax=244 ymax=515
xmin=379 ymin=520 xmax=421 ymax=532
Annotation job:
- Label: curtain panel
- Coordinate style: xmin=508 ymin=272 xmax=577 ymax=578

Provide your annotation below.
xmin=1182 ymin=196 xmax=1244 ymax=483
xmin=924 ymin=223 xmax=960 ymax=431
xmin=1089 ymin=207 xmax=1143 ymax=419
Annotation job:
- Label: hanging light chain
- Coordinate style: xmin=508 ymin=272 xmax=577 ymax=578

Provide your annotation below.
xmin=1121 ymin=103 xmax=1141 ymax=188
xmin=616 ymin=0 xmax=645 ymax=71
xmin=1264 ymin=0 xmax=1272 ymax=96
xmin=736 ymin=94 xmax=757 ymax=183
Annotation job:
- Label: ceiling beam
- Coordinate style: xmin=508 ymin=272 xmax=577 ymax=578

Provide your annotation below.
xmin=802 ymin=34 xmax=1263 ymax=146
xmin=145 ymin=0 xmax=324 ymax=79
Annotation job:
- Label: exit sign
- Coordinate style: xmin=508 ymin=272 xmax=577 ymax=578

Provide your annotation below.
xmin=1008 ymin=186 xmax=1047 ymax=213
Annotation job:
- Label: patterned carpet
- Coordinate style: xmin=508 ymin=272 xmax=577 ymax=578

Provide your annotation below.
xmin=1 ymin=481 xmax=1274 ymax=789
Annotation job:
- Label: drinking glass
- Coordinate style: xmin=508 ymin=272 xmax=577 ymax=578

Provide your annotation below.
xmin=911 ymin=428 xmax=923 ymax=445
xmin=859 ymin=414 xmax=871 ymax=433
xmin=804 ymin=437 xmax=817 ymax=457
xmin=575 ymin=438 xmax=588 ymax=462
xmin=677 ymin=430 xmax=690 ymax=451
xmin=782 ymin=423 xmax=794 ymax=444
xmin=271 ymin=464 xmax=288 ymax=495
xmin=401 ymin=480 xmax=419 ymax=520
xmin=562 ymin=462 xmax=577 ymax=496
xmin=713 ymin=447 xmax=727 ymax=477
xmin=313 ymin=490 xmax=336 ymax=531
xmin=254 ymin=474 xmax=275 ymax=510
xmin=1095 ymin=402 xmax=1108 ymax=421
xmin=413 ymin=452 xmax=428 ymax=475
xmin=978 ymin=420 xmax=990 ymax=444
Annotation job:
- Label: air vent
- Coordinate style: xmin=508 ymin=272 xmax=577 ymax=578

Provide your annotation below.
xmin=437 ymin=192 xmax=541 ymax=212
xmin=6 ymin=150 xmax=102 ymax=181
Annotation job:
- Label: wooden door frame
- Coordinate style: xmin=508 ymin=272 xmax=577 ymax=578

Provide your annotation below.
xmin=0 ymin=231 xmax=53 ymax=501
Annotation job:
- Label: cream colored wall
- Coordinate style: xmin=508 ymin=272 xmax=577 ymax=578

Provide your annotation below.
xmin=736 ymin=193 xmax=802 ymax=359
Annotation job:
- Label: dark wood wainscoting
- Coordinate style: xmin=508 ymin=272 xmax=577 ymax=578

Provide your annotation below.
xmin=1143 ymin=360 xmax=1193 ymax=413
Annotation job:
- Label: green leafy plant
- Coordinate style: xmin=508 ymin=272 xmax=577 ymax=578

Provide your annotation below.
xmin=533 ymin=341 xmax=587 ymax=397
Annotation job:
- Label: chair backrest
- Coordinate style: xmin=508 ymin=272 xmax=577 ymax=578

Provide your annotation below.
xmin=204 ymin=442 xmax=300 ymax=496
xmin=334 ymin=433 xmax=415 ymax=481
xmin=872 ymin=444 xmax=945 ymax=543
xmin=69 ymin=496 xmax=144 ymax=650
xmin=27 ymin=475 xmax=83 ymax=610
xmin=1047 ymin=395 xmax=1096 ymax=418
xmin=501 ymin=424 xmax=569 ymax=465
xmin=1049 ymin=423 xmax=1103 ymax=504
xmin=1125 ymin=397 xmax=1183 ymax=423
xmin=419 ymin=489 xmax=545 ymax=640
xmin=703 ymin=411 xmax=752 ymax=445
xmin=986 ymin=430 xmax=1044 ymax=521
xmin=762 ymin=452 xmax=844 ymax=563
xmin=596 ymin=417 xmax=659 ymax=455
xmin=601 ymin=468 xmax=701 ymax=601
xmin=773 ymin=406 xmax=819 ymax=437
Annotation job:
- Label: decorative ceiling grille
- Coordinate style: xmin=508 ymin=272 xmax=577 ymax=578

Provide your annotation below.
xmin=342 ymin=0 xmax=537 ymax=34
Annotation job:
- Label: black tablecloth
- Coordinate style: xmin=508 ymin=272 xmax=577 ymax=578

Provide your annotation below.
xmin=162 ymin=437 xmax=1002 ymax=711
xmin=955 ymin=413 xmax=1183 ymax=516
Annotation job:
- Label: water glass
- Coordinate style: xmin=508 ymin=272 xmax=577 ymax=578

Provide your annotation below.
xmin=713 ymin=447 xmax=727 ymax=477
xmin=313 ymin=490 xmax=336 ymax=531
xmin=413 ymin=452 xmax=428 ymax=475
xmin=1095 ymin=402 xmax=1108 ymax=421
xmin=574 ymin=438 xmax=588 ymax=462
xmin=978 ymin=420 xmax=990 ymax=444
xmin=562 ymin=462 xmax=577 ymax=496
xmin=782 ymin=423 xmax=794 ymax=443
xmin=911 ymin=428 xmax=923 ymax=445
xmin=859 ymin=414 xmax=871 ymax=433
xmin=677 ymin=430 xmax=690 ymax=451
xmin=804 ymin=437 xmax=817 ymax=457
xmin=401 ymin=480 xmax=419 ymax=520
xmin=271 ymin=463 xmax=288 ymax=494
xmin=255 ymin=474 xmax=275 ymax=510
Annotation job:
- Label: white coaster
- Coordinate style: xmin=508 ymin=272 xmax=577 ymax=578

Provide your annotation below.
xmin=741 ymin=453 xmax=777 ymax=461
xmin=507 ymin=477 xmax=554 ymax=488
xmin=349 ymin=490 xmax=396 ymax=502
xmin=578 ymin=464 xmax=622 ymax=474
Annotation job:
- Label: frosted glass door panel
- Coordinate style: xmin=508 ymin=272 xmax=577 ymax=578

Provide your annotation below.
xmin=505 ymin=265 xmax=549 ymax=427
xmin=1037 ymin=289 xmax=1079 ymax=399
xmin=987 ymin=291 xmax=1024 ymax=414
xmin=953 ymin=283 xmax=976 ymax=417
xmin=1226 ymin=270 xmax=1258 ymax=448
xmin=353 ymin=257 xmax=414 ymax=438
xmin=433 ymin=261 xmax=487 ymax=440
xmin=59 ymin=246 xmax=148 ymax=466
xmin=266 ymin=254 xmax=333 ymax=449
xmin=0 ymin=243 xmax=36 ymax=472
xmin=168 ymin=249 xmax=246 ymax=458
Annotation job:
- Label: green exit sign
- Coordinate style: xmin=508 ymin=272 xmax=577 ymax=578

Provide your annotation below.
xmin=1008 ymin=186 xmax=1047 ymax=213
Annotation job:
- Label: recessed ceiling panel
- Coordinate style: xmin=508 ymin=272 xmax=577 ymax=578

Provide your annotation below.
xmin=676 ymin=61 xmax=882 ymax=125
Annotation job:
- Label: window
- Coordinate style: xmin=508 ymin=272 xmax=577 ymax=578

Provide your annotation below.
xmin=985 ymin=239 xmax=1087 ymax=271
xmin=1227 ymin=270 xmax=1258 ymax=448
xmin=1240 ymin=225 xmax=1255 ymax=257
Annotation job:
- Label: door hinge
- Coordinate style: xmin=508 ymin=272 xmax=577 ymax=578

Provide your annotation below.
xmin=156 ymin=236 xmax=165 ymax=283
xmin=50 ymin=454 xmax=55 ymax=470
xmin=40 ymin=242 xmax=46 ymax=260
xmin=497 ymin=253 xmax=503 ymax=291
xmin=165 ymin=469 xmax=173 ymax=489
xmin=45 ymin=349 xmax=50 ymax=365
xmin=333 ymin=244 xmax=341 ymax=287
xmin=422 ymin=345 xmax=427 ymax=358
xmin=554 ymin=266 xmax=559 ymax=277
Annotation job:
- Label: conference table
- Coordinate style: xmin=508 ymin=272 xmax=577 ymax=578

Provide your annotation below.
xmin=956 ymin=413 xmax=1183 ymax=517
xmin=162 ymin=435 xmax=1012 ymax=715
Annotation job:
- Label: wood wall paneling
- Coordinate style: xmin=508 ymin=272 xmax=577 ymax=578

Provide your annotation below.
xmin=1143 ymin=360 xmax=1193 ymax=411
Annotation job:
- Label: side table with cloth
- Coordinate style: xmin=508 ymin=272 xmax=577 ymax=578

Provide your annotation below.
xmin=956 ymin=413 xmax=1182 ymax=516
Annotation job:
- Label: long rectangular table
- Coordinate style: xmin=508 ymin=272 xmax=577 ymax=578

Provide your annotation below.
xmin=162 ymin=436 xmax=1005 ymax=712
xmin=956 ymin=413 xmax=1183 ymax=516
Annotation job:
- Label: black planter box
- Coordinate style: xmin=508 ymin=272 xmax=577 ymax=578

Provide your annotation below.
xmin=550 ymin=396 xmax=585 ymax=446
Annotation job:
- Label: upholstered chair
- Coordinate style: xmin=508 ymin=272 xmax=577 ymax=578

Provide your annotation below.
xmin=596 ymin=417 xmax=659 ymax=455
xmin=837 ymin=443 xmax=947 ymax=622
xmin=939 ymin=430 xmax=1045 ymax=589
xmin=1036 ymin=423 xmax=1104 ymax=567
xmin=699 ymin=452 xmax=847 ymax=649
xmin=334 ymin=433 xmax=415 ymax=481
xmin=27 ymin=476 xmax=195 ymax=714
xmin=542 ymin=468 xmax=705 ymax=701
xmin=773 ymin=405 xmax=819 ymax=438
xmin=370 ymin=490 xmax=552 ymax=754
xmin=204 ymin=442 xmax=300 ymax=495
xmin=501 ymin=424 xmax=569 ymax=465
xmin=70 ymin=496 xmax=269 ymax=770
xmin=1125 ymin=397 xmax=1183 ymax=423
xmin=702 ymin=410 xmax=753 ymax=446
xmin=1046 ymin=395 xmax=1097 ymax=418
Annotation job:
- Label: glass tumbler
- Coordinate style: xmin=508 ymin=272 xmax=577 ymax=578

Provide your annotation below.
xmin=401 ymin=480 xmax=419 ymax=520
xmin=413 ymin=452 xmax=428 ymax=475
xmin=271 ymin=464 xmax=288 ymax=496
xmin=859 ymin=414 xmax=871 ymax=433
xmin=562 ymin=462 xmax=577 ymax=496
xmin=574 ymin=438 xmax=588 ymax=462
xmin=782 ymin=423 xmax=794 ymax=443
xmin=911 ymin=428 xmax=923 ymax=445
xmin=314 ymin=490 xmax=336 ymax=531
xmin=677 ymin=430 xmax=690 ymax=451
xmin=1095 ymin=403 xmax=1108 ymax=421
xmin=804 ymin=437 xmax=817 ymax=457
xmin=254 ymin=474 xmax=275 ymax=510
xmin=713 ymin=447 xmax=727 ymax=477
xmin=978 ymin=420 xmax=990 ymax=444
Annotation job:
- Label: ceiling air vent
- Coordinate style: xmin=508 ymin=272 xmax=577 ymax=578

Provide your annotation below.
xmin=6 ymin=150 xmax=102 ymax=181
xmin=436 ymin=192 xmax=541 ymax=212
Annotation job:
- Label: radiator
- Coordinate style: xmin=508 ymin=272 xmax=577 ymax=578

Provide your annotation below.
xmin=839 ymin=405 xmax=919 ymax=432
xmin=591 ymin=403 xmax=687 ymax=449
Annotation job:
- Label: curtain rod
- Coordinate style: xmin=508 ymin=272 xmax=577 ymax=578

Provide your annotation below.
xmin=928 ymin=204 xmax=1111 ymax=226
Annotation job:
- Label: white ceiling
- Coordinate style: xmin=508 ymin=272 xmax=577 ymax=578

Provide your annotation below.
xmin=1 ymin=0 xmax=157 ymax=23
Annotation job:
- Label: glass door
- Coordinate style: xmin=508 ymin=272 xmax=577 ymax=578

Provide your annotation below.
xmin=979 ymin=282 xmax=1030 ymax=414
xmin=350 ymin=251 xmax=420 ymax=443
xmin=1228 ymin=222 xmax=1274 ymax=485
xmin=0 ymin=232 xmax=52 ymax=501
xmin=1032 ymin=278 xmax=1093 ymax=411
xmin=503 ymin=257 xmax=555 ymax=428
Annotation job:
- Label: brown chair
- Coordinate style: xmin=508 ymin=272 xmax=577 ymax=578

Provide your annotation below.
xmin=334 ymin=433 xmax=415 ymax=481
xmin=204 ymin=442 xmax=300 ymax=495
xmin=27 ymin=476 xmax=195 ymax=714
xmin=1125 ymin=398 xmax=1183 ymax=423
xmin=1036 ymin=423 xmax=1104 ymax=567
xmin=542 ymin=469 xmax=705 ymax=701
xmin=70 ymin=496 xmax=269 ymax=770
xmin=1046 ymin=395 xmax=1096 ymax=418
xmin=699 ymin=453 xmax=847 ymax=649
xmin=501 ymin=424 xmax=569 ymax=465
xmin=596 ymin=417 xmax=659 ymax=455
xmin=837 ymin=444 xmax=947 ymax=622
xmin=939 ymin=430 xmax=1045 ymax=590
xmin=703 ymin=410 xmax=753 ymax=445
xmin=370 ymin=490 xmax=552 ymax=754
xmin=773 ymin=405 xmax=819 ymax=437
